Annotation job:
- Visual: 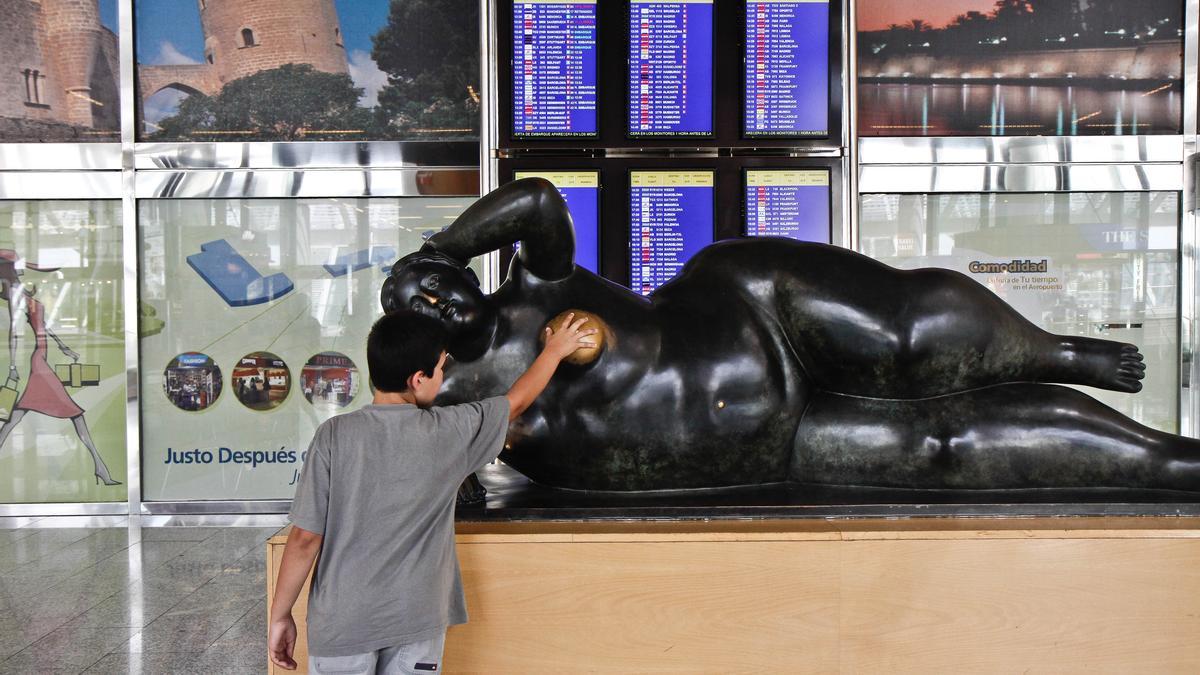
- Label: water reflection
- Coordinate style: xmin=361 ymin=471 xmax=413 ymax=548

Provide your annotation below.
xmin=858 ymin=82 xmax=1181 ymax=136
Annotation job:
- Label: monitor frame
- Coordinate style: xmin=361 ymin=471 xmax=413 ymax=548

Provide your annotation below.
xmin=500 ymin=156 xmax=841 ymax=288
xmin=625 ymin=0 xmax=718 ymax=139
xmin=741 ymin=166 xmax=834 ymax=243
xmin=506 ymin=0 xmax=602 ymax=140
xmin=740 ymin=0 xmax=835 ymax=139
xmin=626 ymin=167 xmax=718 ymax=294
xmin=511 ymin=168 xmax=604 ymax=274
xmin=495 ymin=0 xmax=844 ymax=150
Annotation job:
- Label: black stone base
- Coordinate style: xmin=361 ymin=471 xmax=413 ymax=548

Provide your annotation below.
xmin=455 ymin=463 xmax=1200 ymax=521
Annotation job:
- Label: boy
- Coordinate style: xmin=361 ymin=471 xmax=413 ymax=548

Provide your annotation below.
xmin=268 ymin=309 xmax=595 ymax=673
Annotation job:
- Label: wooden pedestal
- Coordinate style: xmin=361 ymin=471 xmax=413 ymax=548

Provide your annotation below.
xmin=268 ymin=517 xmax=1200 ymax=673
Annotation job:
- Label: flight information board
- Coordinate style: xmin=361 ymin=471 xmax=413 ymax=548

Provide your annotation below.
xmin=744 ymin=0 xmax=830 ymax=137
xmin=514 ymin=171 xmax=601 ymax=273
xmin=629 ymin=170 xmax=714 ymax=294
xmin=512 ymin=0 xmax=599 ymax=137
xmin=744 ymin=169 xmax=830 ymax=243
xmin=627 ymin=0 xmax=714 ymax=136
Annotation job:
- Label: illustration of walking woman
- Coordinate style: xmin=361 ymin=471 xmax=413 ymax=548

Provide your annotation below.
xmin=0 ymin=250 xmax=120 ymax=486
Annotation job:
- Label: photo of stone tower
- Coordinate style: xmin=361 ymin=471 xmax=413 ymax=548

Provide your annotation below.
xmin=0 ymin=0 xmax=120 ymax=141
xmin=138 ymin=0 xmax=350 ymax=120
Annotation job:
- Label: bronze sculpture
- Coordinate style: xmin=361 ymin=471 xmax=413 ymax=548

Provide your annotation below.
xmin=383 ymin=178 xmax=1200 ymax=493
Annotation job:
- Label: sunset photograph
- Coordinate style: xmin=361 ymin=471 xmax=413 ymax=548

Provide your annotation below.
xmin=857 ymin=0 xmax=1182 ymax=136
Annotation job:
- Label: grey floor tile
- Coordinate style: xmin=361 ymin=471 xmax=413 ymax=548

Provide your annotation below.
xmin=0 ymin=527 xmax=42 ymax=544
xmin=125 ymin=608 xmax=252 ymax=654
xmin=60 ymin=593 xmax=177 ymax=631
xmin=1 ymin=529 xmax=133 ymax=589
xmin=129 ymin=582 xmax=262 ymax=653
xmin=1 ymin=524 xmax=273 ymax=674
xmin=167 ymin=580 xmax=260 ymax=616
xmin=0 ymin=661 xmax=79 ymax=675
xmin=0 ymin=625 xmax=39 ymax=661
xmin=4 ymin=626 xmax=133 ymax=674
xmin=0 ymin=528 xmax=99 ymax=571
xmin=210 ymin=602 xmax=266 ymax=654
xmin=133 ymin=527 xmax=222 ymax=544
xmin=82 ymin=650 xmax=206 ymax=675
xmin=189 ymin=647 xmax=267 ymax=675
xmin=85 ymin=647 xmax=267 ymax=675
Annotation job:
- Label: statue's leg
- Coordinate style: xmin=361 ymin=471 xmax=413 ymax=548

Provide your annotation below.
xmin=899 ymin=267 xmax=1146 ymax=394
xmin=784 ymin=263 xmax=1146 ymax=397
xmin=791 ymin=384 xmax=1200 ymax=492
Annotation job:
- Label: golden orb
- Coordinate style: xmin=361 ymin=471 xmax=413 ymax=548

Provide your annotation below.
xmin=541 ymin=309 xmax=610 ymax=365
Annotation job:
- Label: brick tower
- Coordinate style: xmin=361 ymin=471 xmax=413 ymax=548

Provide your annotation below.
xmin=198 ymin=0 xmax=349 ymax=86
xmin=39 ymin=0 xmax=103 ymax=128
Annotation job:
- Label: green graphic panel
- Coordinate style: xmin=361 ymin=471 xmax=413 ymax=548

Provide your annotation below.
xmin=0 ymin=201 xmax=126 ymax=503
xmin=139 ymin=197 xmax=479 ymax=501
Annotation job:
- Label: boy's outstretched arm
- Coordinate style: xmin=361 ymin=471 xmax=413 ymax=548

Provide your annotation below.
xmin=268 ymin=526 xmax=323 ymax=670
xmin=506 ymin=312 xmax=596 ymax=421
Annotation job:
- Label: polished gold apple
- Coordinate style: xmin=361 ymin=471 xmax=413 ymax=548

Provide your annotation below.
xmin=540 ymin=309 xmax=609 ymax=365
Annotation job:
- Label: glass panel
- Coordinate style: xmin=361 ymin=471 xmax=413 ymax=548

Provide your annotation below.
xmin=0 ymin=201 xmax=126 ymax=503
xmin=0 ymin=0 xmax=121 ymax=142
xmin=860 ymin=191 xmax=1179 ymax=431
xmin=135 ymin=0 xmax=480 ymax=141
xmin=139 ymin=197 xmax=480 ymax=501
xmin=856 ymin=1 xmax=1183 ymax=136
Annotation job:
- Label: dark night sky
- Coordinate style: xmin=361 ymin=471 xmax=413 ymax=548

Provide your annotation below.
xmin=858 ymin=0 xmax=999 ymax=32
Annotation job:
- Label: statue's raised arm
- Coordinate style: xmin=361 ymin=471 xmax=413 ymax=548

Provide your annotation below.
xmin=423 ymin=177 xmax=576 ymax=281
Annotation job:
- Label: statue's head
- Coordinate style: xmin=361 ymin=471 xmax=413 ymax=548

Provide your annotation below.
xmin=382 ymin=248 xmax=496 ymax=360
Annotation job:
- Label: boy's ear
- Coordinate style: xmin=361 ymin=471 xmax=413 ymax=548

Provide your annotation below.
xmin=406 ymin=370 xmax=424 ymax=392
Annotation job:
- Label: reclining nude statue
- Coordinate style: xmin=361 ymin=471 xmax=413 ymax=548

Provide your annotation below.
xmin=382 ymin=178 xmax=1200 ymax=494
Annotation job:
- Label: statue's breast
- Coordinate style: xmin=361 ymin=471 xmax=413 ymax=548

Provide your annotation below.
xmin=502 ymin=297 xmax=809 ymax=490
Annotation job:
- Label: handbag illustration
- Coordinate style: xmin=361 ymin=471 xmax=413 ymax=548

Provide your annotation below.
xmin=0 ymin=377 xmax=18 ymax=422
xmin=55 ymin=362 xmax=100 ymax=388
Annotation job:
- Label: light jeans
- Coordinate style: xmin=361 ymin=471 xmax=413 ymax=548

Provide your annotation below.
xmin=309 ymin=632 xmax=446 ymax=675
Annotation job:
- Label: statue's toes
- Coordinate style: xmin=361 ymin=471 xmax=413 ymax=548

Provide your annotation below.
xmin=1116 ymin=377 xmax=1144 ymax=393
xmin=1120 ymin=343 xmax=1145 ymax=361
xmin=1113 ymin=344 xmax=1147 ymax=390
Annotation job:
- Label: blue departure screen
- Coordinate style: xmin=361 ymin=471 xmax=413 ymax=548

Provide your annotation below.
xmin=629 ymin=170 xmax=714 ymax=294
xmin=512 ymin=1 xmax=598 ymax=137
xmin=744 ymin=0 xmax=830 ymax=137
xmin=514 ymin=171 xmax=601 ymax=273
xmin=628 ymin=0 xmax=714 ymax=136
xmin=744 ymin=169 xmax=830 ymax=243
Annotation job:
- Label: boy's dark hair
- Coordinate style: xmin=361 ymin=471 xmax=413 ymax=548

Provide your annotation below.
xmin=367 ymin=310 xmax=449 ymax=393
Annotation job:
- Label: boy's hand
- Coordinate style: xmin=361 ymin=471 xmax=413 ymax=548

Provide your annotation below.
xmin=268 ymin=614 xmax=298 ymax=670
xmin=541 ymin=312 xmax=598 ymax=361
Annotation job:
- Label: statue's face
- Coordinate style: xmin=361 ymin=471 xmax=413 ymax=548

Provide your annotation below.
xmin=389 ymin=261 xmax=493 ymax=343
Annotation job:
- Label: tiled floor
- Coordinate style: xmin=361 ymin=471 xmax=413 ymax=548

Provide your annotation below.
xmin=0 ymin=518 xmax=281 ymax=674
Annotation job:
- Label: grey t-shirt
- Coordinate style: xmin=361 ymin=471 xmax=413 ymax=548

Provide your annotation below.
xmin=288 ymin=397 xmax=510 ymax=657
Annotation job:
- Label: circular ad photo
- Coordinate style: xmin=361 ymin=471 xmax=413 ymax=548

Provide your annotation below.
xmin=301 ymin=352 xmax=360 ymax=408
xmin=232 ymin=352 xmax=291 ymax=411
xmin=163 ymin=352 xmax=223 ymax=412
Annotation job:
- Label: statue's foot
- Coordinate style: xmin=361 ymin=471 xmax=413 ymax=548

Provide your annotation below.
xmin=1063 ymin=339 xmax=1145 ymax=393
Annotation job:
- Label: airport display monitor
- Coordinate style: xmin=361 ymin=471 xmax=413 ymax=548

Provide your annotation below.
xmin=627 ymin=0 xmax=714 ymax=136
xmin=744 ymin=169 xmax=831 ymax=243
xmin=629 ymin=170 xmax=714 ymax=294
xmin=511 ymin=0 xmax=599 ymax=137
xmin=743 ymin=0 xmax=830 ymax=137
xmin=514 ymin=171 xmax=601 ymax=273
